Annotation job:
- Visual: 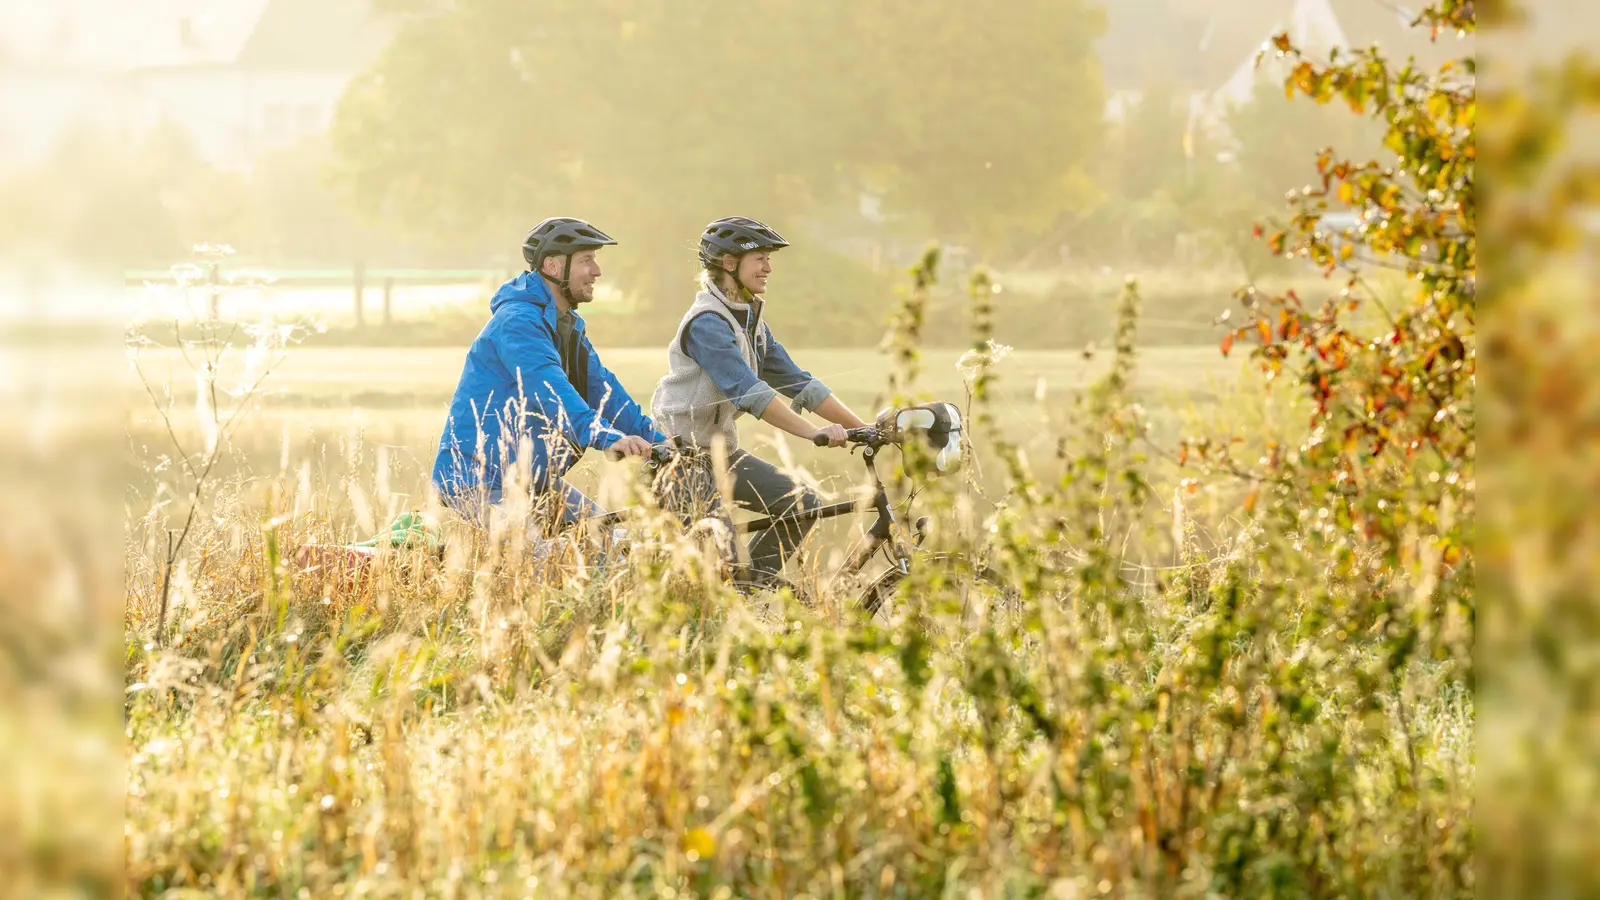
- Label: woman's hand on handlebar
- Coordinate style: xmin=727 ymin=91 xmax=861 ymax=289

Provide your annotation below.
xmin=812 ymin=424 xmax=849 ymax=447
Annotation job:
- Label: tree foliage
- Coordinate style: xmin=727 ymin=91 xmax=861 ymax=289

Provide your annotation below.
xmin=1187 ymin=4 xmax=1476 ymax=594
xmin=327 ymin=0 xmax=1105 ymax=298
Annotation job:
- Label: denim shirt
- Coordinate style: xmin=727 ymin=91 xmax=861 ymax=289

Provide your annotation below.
xmin=681 ymin=301 xmax=831 ymax=417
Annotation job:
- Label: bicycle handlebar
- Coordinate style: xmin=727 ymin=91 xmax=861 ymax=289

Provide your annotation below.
xmin=605 ymin=443 xmax=680 ymax=464
xmin=610 ymin=430 xmax=884 ymax=464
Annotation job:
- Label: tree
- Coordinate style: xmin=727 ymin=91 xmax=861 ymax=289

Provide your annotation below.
xmin=1184 ymin=0 xmax=1475 ymax=710
xmin=1222 ymin=69 xmax=1388 ymax=211
xmin=328 ymin=1 xmax=1106 ymax=303
xmin=1105 ymin=73 xmax=1189 ymax=204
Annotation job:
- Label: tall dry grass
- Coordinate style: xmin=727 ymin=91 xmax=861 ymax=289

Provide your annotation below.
xmin=122 ymin=254 xmax=1472 ymax=898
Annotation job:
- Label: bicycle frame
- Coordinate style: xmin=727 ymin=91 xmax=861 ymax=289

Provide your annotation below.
xmin=732 ymin=444 xmax=925 ymax=581
xmin=591 ymin=437 xmax=928 ymax=585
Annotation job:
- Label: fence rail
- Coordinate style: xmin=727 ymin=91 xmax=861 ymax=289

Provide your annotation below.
xmin=125 ymin=267 xmax=508 ymax=287
xmin=126 ymin=264 xmax=515 ymax=327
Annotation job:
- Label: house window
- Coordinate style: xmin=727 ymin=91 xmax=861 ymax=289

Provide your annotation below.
xmin=263 ymin=103 xmax=289 ymax=140
xmin=296 ymin=104 xmax=323 ymax=133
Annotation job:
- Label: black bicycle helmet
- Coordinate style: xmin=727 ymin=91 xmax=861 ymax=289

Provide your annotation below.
xmin=522 ymin=216 xmax=618 ymax=301
xmin=698 ymin=216 xmax=789 ymax=297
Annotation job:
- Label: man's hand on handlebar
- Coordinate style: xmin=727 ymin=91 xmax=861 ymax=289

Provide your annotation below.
xmin=813 ymin=424 xmax=849 ymax=448
xmin=607 ymin=435 xmax=654 ymax=459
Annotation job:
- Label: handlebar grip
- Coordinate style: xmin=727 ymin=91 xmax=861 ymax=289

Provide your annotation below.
xmin=608 ymin=443 xmax=680 ymax=464
xmin=815 ymin=427 xmax=880 ymax=447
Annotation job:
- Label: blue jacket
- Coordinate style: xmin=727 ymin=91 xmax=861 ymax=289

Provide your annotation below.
xmin=431 ymin=273 xmax=663 ymax=501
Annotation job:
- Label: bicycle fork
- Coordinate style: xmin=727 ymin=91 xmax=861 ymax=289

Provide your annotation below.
xmin=860 ymin=446 xmax=931 ymax=576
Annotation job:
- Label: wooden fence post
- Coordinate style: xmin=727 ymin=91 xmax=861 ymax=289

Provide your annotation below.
xmin=353 ymin=261 xmax=366 ymax=328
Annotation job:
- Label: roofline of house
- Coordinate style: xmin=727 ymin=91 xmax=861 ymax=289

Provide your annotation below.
xmin=128 ymin=61 xmax=363 ymax=76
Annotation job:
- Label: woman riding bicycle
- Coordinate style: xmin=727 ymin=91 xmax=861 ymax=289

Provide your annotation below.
xmin=649 ymin=216 xmax=870 ymax=587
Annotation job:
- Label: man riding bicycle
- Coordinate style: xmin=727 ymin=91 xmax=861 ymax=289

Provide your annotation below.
xmin=650 ymin=216 xmax=871 ymax=586
xmin=432 ymin=217 xmax=662 ymax=532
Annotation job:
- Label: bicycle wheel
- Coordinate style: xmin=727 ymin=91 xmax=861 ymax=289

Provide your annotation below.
xmin=856 ymin=552 xmax=1019 ymax=622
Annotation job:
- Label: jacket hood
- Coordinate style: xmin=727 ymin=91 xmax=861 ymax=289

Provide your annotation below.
xmin=489 ymin=271 xmax=556 ymax=315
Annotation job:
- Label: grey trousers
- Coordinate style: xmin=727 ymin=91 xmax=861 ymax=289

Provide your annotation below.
xmin=654 ymin=449 xmax=821 ymax=584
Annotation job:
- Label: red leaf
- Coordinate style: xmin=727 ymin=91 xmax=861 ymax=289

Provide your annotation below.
xmin=1221 ymin=333 xmax=1235 ymax=357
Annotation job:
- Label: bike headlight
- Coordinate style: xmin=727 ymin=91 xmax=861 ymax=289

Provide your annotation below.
xmin=894 ymin=401 xmax=964 ymax=475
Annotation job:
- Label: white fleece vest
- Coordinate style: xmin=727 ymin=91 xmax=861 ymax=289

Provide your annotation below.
xmin=649 ymin=286 xmax=768 ymax=452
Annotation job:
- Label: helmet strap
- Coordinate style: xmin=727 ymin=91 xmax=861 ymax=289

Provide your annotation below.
xmin=717 ymin=255 xmax=752 ymax=300
xmin=537 ymin=255 xmax=581 ymax=305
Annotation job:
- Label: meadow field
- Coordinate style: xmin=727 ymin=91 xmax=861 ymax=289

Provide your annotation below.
xmin=119 ymin=288 xmax=1473 ymax=897
xmin=127 ymin=342 xmax=1243 ymax=499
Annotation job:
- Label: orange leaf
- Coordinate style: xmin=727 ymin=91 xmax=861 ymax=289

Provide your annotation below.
xmin=1221 ymin=333 xmax=1235 ymax=357
xmin=1242 ymin=489 xmax=1259 ymax=513
xmin=1257 ymin=320 xmax=1272 ymax=344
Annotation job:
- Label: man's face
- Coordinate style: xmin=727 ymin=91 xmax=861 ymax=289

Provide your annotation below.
xmin=543 ymin=249 xmax=603 ymax=302
xmin=730 ymin=251 xmax=772 ymax=295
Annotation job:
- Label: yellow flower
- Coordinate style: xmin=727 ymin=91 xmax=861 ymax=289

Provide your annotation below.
xmin=683 ymin=827 xmax=715 ymax=861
